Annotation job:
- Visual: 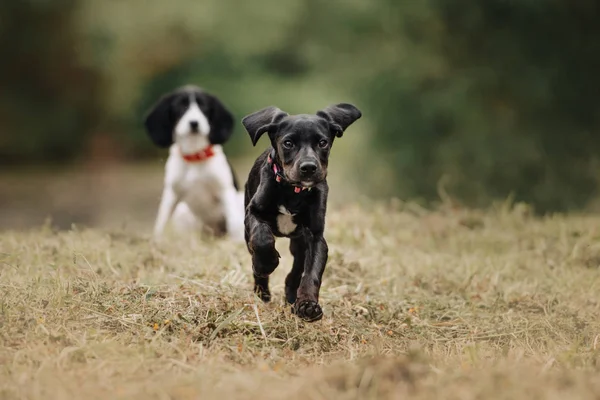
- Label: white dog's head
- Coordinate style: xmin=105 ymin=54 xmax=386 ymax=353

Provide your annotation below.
xmin=143 ymin=85 xmax=235 ymax=154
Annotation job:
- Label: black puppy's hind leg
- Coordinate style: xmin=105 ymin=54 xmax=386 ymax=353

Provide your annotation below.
xmin=246 ymin=214 xmax=280 ymax=302
xmin=285 ymin=236 xmax=306 ymax=304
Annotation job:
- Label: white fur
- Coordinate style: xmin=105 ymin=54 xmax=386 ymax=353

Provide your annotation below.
xmin=174 ymin=95 xmax=212 ymax=154
xmin=153 ymin=99 xmax=244 ymax=242
xmin=277 ymin=205 xmax=297 ymax=235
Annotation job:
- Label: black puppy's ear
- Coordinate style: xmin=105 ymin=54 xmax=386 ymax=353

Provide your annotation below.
xmin=205 ymin=93 xmax=235 ymax=145
xmin=143 ymin=92 xmax=178 ymax=148
xmin=316 ymin=103 xmax=362 ymax=138
xmin=242 ymin=106 xmax=288 ymax=146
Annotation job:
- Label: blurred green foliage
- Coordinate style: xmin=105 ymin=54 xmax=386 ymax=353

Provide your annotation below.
xmin=1 ymin=0 xmax=599 ymax=212
xmin=0 ymin=0 xmax=105 ymax=163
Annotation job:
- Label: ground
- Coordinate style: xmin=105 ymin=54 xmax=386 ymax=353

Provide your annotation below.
xmin=2 ymin=201 xmax=600 ymax=399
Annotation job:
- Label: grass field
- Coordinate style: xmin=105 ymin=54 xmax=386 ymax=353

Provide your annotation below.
xmin=2 ymin=201 xmax=600 ymax=399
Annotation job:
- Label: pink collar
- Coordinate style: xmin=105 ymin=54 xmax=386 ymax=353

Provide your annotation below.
xmin=267 ymin=152 xmax=311 ymax=193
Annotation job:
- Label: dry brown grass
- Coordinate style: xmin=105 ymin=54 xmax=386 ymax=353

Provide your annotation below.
xmin=2 ymin=201 xmax=600 ymax=399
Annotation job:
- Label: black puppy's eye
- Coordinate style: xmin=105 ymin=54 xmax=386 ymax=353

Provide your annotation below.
xmin=283 ymin=140 xmax=294 ymax=149
xmin=318 ymin=139 xmax=329 ymax=148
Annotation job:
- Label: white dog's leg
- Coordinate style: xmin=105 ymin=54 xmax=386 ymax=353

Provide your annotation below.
xmin=223 ymin=188 xmax=245 ymax=243
xmin=171 ymin=202 xmax=199 ymax=235
xmin=153 ymin=187 xmax=179 ymax=240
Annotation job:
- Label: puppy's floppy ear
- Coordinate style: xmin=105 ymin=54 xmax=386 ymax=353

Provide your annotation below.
xmin=143 ymin=92 xmax=178 ymax=148
xmin=242 ymin=106 xmax=288 ymax=146
xmin=205 ymin=93 xmax=235 ymax=145
xmin=144 ymin=92 xmax=178 ymax=147
xmin=316 ymin=103 xmax=362 ymax=138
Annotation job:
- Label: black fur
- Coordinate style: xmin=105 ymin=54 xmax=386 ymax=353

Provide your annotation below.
xmin=143 ymin=85 xmax=239 ymax=191
xmin=242 ymin=103 xmax=361 ymax=322
xmin=143 ymin=85 xmax=235 ymax=148
xmin=227 ymin=158 xmax=240 ymax=191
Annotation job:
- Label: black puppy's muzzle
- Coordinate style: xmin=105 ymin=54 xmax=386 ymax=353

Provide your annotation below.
xmin=189 ymin=120 xmax=199 ymax=133
xmin=289 ymin=158 xmax=325 ymax=186
xmin=299 ymin=161 xmax=318 ymax=178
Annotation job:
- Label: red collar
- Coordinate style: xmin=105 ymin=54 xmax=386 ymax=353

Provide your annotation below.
xmin=181 ymin=145 xmax=215 ymax=162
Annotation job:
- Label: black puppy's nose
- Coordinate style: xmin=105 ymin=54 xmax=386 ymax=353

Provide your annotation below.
xmin=300 ymin=161 xmax=318 ymax=175
xmin=189 ymin=121 xmax=199 ymax=132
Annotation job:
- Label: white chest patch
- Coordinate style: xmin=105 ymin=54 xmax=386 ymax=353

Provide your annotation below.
xmin=277 ymin=205 xmax=297 ymax=235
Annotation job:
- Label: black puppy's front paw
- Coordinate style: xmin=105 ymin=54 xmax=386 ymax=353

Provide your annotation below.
xmin=292 ymin=299 xmax=323 ymax=322
xmin=254 ymin=276 xmax=271 ymax=303
xmin=252 ymin=248 xmax=280 ymax=278
xmin=285 ymin=285 xmax=297 ymax=304
xmin=254 ymin=285 xmax=271 ymax=302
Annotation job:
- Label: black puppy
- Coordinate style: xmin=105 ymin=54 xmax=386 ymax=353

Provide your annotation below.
xmin=241 ymin=103 xmax=362 ymax=321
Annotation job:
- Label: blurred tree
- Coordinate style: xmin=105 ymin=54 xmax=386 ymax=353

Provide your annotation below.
xmin=3 ymin=0 xmax=600 ymax=212
xmin=358 ymin=0 xmax=600 ymax=211
xmin=0 ymin=0 xmax=105 ymax=165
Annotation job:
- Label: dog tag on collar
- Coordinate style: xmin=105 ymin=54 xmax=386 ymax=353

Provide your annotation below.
xmin=293 ymin=186 xmax=312 ymax=193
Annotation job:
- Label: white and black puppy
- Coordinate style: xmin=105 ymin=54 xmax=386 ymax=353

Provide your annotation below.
xmin=144 ymin=85 xmax=244 ymax=242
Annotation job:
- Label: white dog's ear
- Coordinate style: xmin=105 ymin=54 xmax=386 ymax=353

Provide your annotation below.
xmin=143 ymin=92 xmax=178 ymax=148
xmin=203 ymin=93 xmax=235 ymax=145
xmin=316 ymin=103 xmax=362 ymax=138
xmin=242 ymin=106 xmax=288 ymax=146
